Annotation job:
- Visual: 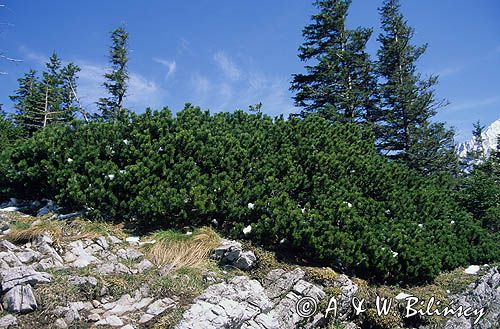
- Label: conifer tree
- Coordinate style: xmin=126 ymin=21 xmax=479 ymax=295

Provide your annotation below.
xmin=10 ymin=53 xmax=80 ymax=135
xmin=291 ymin=0 xmax=377 ymax=123
xmin=98 ymin=26 xmax=129 ymax=120
xmin=374 ymin=0 xmax=456 ymax=175
xmin=10 ymin=69 xmax=45 ymax=135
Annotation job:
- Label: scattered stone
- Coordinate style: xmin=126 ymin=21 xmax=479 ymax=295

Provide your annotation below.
xmin=212 ymin=239 xmax=256 ymax=270
xmin=233 ymin=251 xmax=256 ymax=270
xmin=0 ymin=266 xmax=52 ymax=291
xmin=135 ymin=259 xmax=154 ymax=273
xmin=0 ymin=314 xmax=17 ymax=328
xmin=202 ymin=271 xmax=219 ymax=284
xmin=54 ymin=318 xmax=68 ymax=329
xmin=96 ymin=236 xmax=109 ymax=249
xmin=117 ymin=248 xmax=144 ymax=261
xmin=139 ymin=313 xmax=155 ymax=324
xmin=0 ymin=240 xmax=18 ymax=252
xmin=121 ymin=325 xmax=135 ymax=329
xmin=2 ymin=284 xmax=37 ymax=313
xmin=37 ymin=200 xmax=58 ymax=216
xmin=87 ymin=313 xmax=101 ymax=322
xmin=68 ymin=275 xmax=98 ymax=287
xmin=108 ymin=235 xmax=122 ymax=244
xmin=146 ymin=298 xmax=175 ymax=316
xmin=96 ymin=315 xmax=124 ymax=327
xmin=16 ymin=249 xmax=41 ymax=263
xmin=52 ymin=304 xmax=81 ymax=324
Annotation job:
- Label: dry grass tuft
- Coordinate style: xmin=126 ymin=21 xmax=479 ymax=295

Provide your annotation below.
xmin=144 ymin=227 xmax=221 ymax=270
xmin=7 ymin=217 xmax=63 ymax=243
xmin=68 ymin=218 xmax=126 ymax=241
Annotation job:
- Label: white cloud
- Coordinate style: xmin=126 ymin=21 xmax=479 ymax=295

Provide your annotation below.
xmin=153 ymin=57 xmax=176 ymax=79
xmin=74 ymin=61 xmax=162 ymax=111
xmin=436 ymin=66 xmax=463 ymax=78
xmin=213 ymin=51 xmax=241 ymax=80
xmin=192 ymin=74 xmax=211 ymax=95
xmin=448 ymin=96 xmax=500 ymax=112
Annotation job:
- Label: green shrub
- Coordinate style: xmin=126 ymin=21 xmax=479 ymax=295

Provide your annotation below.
xmin=1 ymin=105 xmax=497 ymax=284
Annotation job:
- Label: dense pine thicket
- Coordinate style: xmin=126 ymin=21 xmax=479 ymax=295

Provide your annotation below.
xmin=0 ymin=106 xmax=497 ymax=284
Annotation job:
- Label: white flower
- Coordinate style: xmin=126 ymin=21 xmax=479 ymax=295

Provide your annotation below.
xmin=123 ymin=139 xmax=129 ymax=145
xmin=186 ymin=231 xmax=193 ymax=236
xmin=343 ymin=201 xmax=353 ymax=208
xmin=107 ymin=174 xmax=115 ymax=180
xmin=418 ymin=223 xmax=423 ymax=228
xmin=67 ymin=158 xmax=73 ymax=163
xmin=392 ymin=251 xmax=398 ymax=258
xmin=385 ymin=209 xmax=391 ymax=215
xmin=158 ymin=147 xmax=163 ymax=151
xmin=243 ymin=225 xmax=252 ymax=235
xmin=247 ymin=202 xmax=255 ymax=210
xmin=119 ymin=170 xmax=126 ymax=174
xmin=350 ymin=169 xmax=356 ymax=173
xmin=450 ymin=220 xmax=455 ymax=224
xmin=301 ymin=208 xmax=306 ymax=214
xmin=279 ymin=238 xmax=286 ymax=244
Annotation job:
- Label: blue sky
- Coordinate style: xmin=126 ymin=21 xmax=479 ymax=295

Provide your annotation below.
xmin=0 ymin=0 xmax=499 ymax=142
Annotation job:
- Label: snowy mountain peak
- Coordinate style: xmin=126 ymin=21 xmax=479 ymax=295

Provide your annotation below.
xmin=458 ymin=118 xmax=500 ymax=159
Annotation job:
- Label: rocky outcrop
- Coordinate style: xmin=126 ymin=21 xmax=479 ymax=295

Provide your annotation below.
xmin=176 ymin=268 xmax=326 ymax=329
xmin=212 ymin=239 xmax=256 ymax=270
xmin=440 ymin=267 xmax=500 ymax=329
xmin=2 ymin=285 xmax=37 ymax=314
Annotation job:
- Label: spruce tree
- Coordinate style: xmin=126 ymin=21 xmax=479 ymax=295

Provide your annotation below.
xmin=374 ymin=0 xmax=455 ymax=175
xmin=98 ymin=26 xmax=129 ymax=120
xmin=10 ymin=69 xmax=45 ymax=135
xmin=10 ymin=53 xmax=80 ymax=135
xmin=290 ymin=0 xmax=377 ymax=123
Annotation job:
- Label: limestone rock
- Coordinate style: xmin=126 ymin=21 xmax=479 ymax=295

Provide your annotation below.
xmin=212 ymin=239 xmax=256 ymax=270
xmin=0 ymin=314 xmax=17 ymax=328
xmin=0 ymin=266 xmax=52 ymax=291
xmin=2 ymin=284 xmax=37 ymax=313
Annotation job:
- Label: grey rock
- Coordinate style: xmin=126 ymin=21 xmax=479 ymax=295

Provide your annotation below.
xmin=264 ymin=269 xmax=305 ymax=301
xmin=95 ymin=315 xmax=124 ymax=327
xmin=121 ymin=325 xmax=135 ymax=329
xmin=139 ymin=313 xmax=155 ymax=323
xmin=117 ymin=248 xmax=144 ymax=261
xmin=2 ymin=284 xmax=37 ymax=313
xmin=0 ymin=252 xmax=23 ymax=268
xmin=15 ymin=249 xmax=41 ymax=263
xmin=146 ymin=297 xmax=176 ymax=315
xmin=52 ymin=304 xmax=81 ymax=324
xmin=68 ymin=275 xmax=98 ymax=287
xmin=333 ymin=274 xmax=358 ymax=321
xmin=135 ymin=259 xmax=154 ymax=273
xmin=0 ymin=240 xmax=18 ymax=252
xmin=212 ymin=239 xmax=256 ymax=270
xmin=95 ymin=262 xmax=131 ymax=275
xmin=37 ymin=200 xmax=58 ymax=216
xmin=233 ymin=251 xmax=256 ymax=270
xmin=0 ymin=314 xmax=17 ymax=328
xmin=0 ymin=266 xmax=52 ymax=291
xmin=96 ymin=236 xmax=109 ymax=249
xmin=87 ymin=313 xmax=101 ymax=322
xmin=439 ymin=266 xmax=499 ymax=329
xmin=54 ymin=319 xmax=68 ymax=329
xmin=107 ymin=235 xmax=122 ymax=244
xmin=176 ymin=276 xmax=272 ymax=329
